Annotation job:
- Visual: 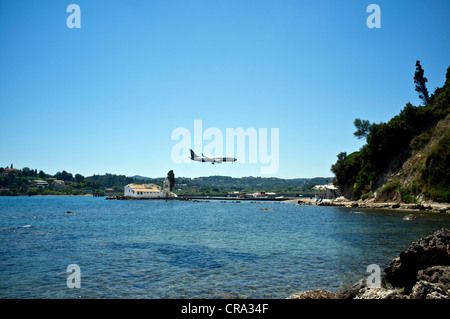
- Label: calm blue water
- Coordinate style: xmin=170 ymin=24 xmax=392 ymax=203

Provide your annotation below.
xmin=1 ymin=196 xmax=450 ymax=299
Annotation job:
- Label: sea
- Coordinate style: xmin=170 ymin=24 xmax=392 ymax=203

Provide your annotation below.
xmin=1 ymin=196 xmax=450 ymax=299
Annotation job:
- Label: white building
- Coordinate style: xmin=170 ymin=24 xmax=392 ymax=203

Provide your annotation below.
xmin=248 ymin=191 xmax=277 ymax=199
xmin=313 ymin=184 xmax=338 ymax=200
xmin=32 ymin=180 xmax=49 ymax=188
xmin=124 ymin=178 xmax=177 ymax=199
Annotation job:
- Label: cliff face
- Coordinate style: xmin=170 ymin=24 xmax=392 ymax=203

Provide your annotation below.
xmin=332 ymin=65 xmax=450 ymax=203
xmin=374 ymin=112 xmax=450 ymax=203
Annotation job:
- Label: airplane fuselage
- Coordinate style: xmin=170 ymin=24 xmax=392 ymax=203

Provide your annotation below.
xmin=193 ymin=156 xmax=237 ymax=164
xmin=190 ymin=149 xmax=237 ymax=164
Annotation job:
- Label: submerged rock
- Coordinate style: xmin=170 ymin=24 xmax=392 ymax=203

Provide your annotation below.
xmin=403 ymin=214 xmax=416 ymax=220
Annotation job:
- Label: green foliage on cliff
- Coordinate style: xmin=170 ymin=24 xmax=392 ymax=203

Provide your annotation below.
xmin=421 ymin=130 xmax=450 ymax=202
xmin=332 ymin=64 xmax=450 ymax=202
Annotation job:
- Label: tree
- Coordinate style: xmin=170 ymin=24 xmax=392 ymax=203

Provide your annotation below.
xmin=22 ymin=167 xmax=33 ymax=177
xmin=446 ymin=66 xmax=450 ymax=87
xmin=167 ymin=170 xmax=175 ymax=191
xmin=75 ymin=174 xmax=85 ymax=183
xmin=38 ymin=170 xmax=46 ymax=179
xmin=55 ymin=170 xmax=73 ymax=182
xmin=414 ymin=60 xmax=430 ymax=105
xmin=353 ymin=118 xmax=371 ymax=139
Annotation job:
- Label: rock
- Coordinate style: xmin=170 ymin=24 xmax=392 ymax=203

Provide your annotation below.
xmin=355 ymin=287 xmax=406 ymax=299
xmin=288 ymin=289 xmax=337 ymax=299
xmin=332 ymin=229 xmax=450 ymax=299
xmin=403 ymin=214 xmax=416 ymax=221
xmin=410 ymin=280 xmax=449 ymax=299
xmin=335 ymin=279 xmax=367 ymax=299
xmin=416 ymin=265 xmax=450 ymax=296
xmin=334 ymin=196 xmax=346 ymax=202
xmin=392 ymin=203 xmax=401 ymax=209
xmin=384 ymin=228 xmax=450 ymax=292
xmin=405 ymin=204 xmax=422 ymax=210
xmin=317 ymin=201 xmax=329 ymax=206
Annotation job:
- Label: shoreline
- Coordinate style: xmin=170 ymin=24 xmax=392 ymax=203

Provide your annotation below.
xmin=2 ymin=194 xmax=449 ymax=213
xmin=282 ymin=198 xmax=450 ymax=213
xmin=288 ymin=228 xmax=450 ymax=299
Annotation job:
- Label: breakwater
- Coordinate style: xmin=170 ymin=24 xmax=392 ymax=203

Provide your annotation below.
xmin=106 ymin=195 xmax=293 ymax=201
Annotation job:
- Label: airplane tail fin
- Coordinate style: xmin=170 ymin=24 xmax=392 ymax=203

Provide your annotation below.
xmin=190 ymin=149 xmax=198 ymax=160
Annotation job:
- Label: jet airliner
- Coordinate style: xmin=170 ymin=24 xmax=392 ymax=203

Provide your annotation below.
xmin=190 ymin=149 xmax=237 ymax=164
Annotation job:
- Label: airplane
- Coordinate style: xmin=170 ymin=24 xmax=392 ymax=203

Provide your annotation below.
xmin=190 ymin=149 xmax=237 ymax=164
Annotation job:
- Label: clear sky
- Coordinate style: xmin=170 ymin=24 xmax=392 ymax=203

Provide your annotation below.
xmin=1 ymin=0 xmax=449 ymax=179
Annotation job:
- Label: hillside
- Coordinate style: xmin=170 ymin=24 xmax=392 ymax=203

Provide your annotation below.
xmin=0 ymin=167 xmax=332 ymax=196
xmin=118 ymin=175 xmax=332 ymax=194
xmin=331 ymin=63 xmax=450 ymax=203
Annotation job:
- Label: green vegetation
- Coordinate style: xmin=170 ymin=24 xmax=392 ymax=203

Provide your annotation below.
xmin=167 ymin=170 xmax=175 ymax=191
xmin=377 ymin=179 xmax=418 ymax=204
xmin=170 ymin=176 xmax=330 ymax=194
xmin=331 ymin=62 xmax=450 ymax=202
xmin=138 ymin=176 xmax=330 ymax=195
xmin=0 ymin=168 xmax=146 ymax=196
xmin=0 ymin=166 xmax=331 ymax=197
xmin=414 ymin=60 xmax=430 ymax=105
xmin=421 ymin=130 xmax=450 ymax=202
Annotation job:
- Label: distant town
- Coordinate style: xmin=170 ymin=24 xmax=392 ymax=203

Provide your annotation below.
xmin=0 ymin=164 xmax=331 ymax=197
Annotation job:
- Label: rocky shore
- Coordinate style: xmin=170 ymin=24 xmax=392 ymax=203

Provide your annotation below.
xmin=285 ymin=197 xmax=450 ymax=214
xmin=288 ymin=228 xmax=450 ymax=299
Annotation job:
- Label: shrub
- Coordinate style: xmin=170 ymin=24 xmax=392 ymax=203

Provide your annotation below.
xmin=380 ymin=179 xmax=401 ymax=195
xmin=410 ymin=130 xmax=432 ymax=151
xmin=361 ymin=192 xmax=373 ymax=200
xmin=402 ymin=194 xmax=418 ymax=204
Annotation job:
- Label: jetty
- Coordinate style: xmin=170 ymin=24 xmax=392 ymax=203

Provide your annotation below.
xmin=106 ymin=195 xmax=292 ymax=201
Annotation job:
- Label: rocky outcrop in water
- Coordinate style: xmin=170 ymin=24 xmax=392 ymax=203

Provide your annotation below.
xmin=383 ymin=228 xmax=450 ymax=293
xmin=288 ymin=228 xmax=450 ymax=299
xmin=291 ymin=198 xmax=450 ymax=213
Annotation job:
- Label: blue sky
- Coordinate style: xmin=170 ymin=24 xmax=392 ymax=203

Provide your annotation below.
xmin=1 ymin=0 xmax=449 ymax=179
